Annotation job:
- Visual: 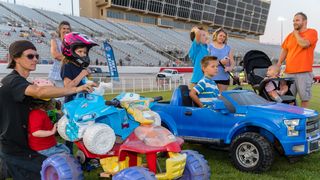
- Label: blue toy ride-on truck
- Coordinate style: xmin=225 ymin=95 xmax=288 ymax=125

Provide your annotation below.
xmin=151 ymin=85 xmax=320 ymax=172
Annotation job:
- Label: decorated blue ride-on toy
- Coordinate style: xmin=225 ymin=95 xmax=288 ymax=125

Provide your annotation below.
xmin=57 ymin=87 xmax=162 ymax=155
xmin=57 ymin=92 xmax=140 ymax=155
xmin=62 ymin=93 xmax=139 ymax=141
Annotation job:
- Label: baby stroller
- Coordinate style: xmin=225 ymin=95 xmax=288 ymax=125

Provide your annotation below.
xmin=243 ymin=50 xmax=296 ymax=104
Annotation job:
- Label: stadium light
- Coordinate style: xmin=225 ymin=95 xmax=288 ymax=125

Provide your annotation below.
xmin=71 ymin=0 xmax=74 ymax=16
xmin=277 ymin=16 xmax=286 ymax=44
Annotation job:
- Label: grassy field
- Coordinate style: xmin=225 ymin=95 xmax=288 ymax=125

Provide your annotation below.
xmin=83 ymin=84 xmax=320 ymax=179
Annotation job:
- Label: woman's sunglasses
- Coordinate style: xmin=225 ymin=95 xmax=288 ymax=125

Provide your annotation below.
xmin=23 ymin=54 xmax=40 ymax=60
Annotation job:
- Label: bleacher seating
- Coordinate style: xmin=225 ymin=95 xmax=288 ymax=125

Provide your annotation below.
xmin=0 ymin=46 xmax=7 ymax=60
xmin=0 ymin=2 xmax=319 ymax=67
xmin=93 ymin=19 xmax=133 ymax=40
xmin=0 ymin=4 xmax=23 ymax=24
xmin=66 ymin=16 xmax=111 ymax=37
xmin=35 ymin=9 xmax=92 ymax=34
xmin=1 ymin=2 xmax=56 ymax=29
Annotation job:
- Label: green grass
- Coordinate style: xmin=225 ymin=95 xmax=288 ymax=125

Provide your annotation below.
xmin=84 ymin=84 xmax=320 ymax=179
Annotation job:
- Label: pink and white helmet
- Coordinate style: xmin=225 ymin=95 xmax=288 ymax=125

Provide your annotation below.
xmin=62 ymin=32 xmax=98 ymax=68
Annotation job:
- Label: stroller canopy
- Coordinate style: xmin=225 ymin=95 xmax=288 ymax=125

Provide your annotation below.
xmin=243 ymin=50 xmax=272 ymax=85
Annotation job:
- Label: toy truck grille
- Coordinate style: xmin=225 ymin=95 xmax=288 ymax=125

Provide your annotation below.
xmin=306 ymin=115 xmax=320 ymax=138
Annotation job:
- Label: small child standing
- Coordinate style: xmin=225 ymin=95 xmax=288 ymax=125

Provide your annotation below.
xmin=28 ymin=79 xmax=69 ymax=157
xmin=190 ymin=56 xmax=220 ymax=108
xmin=265 ymin=65 xmax=289 ymax=103
xmin=189 ymin=26 xmax=209 ymax=88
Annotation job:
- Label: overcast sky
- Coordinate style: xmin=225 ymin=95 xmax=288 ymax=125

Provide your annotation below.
xmin=1 ymin=0 xmax=319 ymax=53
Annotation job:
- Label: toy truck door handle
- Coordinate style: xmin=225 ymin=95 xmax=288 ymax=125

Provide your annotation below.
xmin=184 ymin=111 xmax=192 ymax=116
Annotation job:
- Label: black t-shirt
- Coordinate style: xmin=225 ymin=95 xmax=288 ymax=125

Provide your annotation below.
xmin=60 ymin=62 xmax=85 ymax=102
xmin=0 ymin=70 xmax=37 ymax=156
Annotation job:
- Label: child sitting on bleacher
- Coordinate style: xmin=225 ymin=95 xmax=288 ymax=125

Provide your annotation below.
xmin=190 ymin=56 xmax=220 ymax=108
xmin=265 ymin=65 xmax=289 ymax=103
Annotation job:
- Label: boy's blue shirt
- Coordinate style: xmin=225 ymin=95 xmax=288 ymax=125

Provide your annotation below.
xmin=189 ymin=40 xmax=209 ymax=83
xmin=193 ymin=76 xmax=220 ymax=107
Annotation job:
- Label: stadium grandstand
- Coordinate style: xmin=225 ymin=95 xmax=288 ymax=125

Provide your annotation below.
xmin=0 ymin=0 xmax=319 ymax=67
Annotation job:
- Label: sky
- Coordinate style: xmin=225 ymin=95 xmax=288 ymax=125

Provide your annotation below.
xmin=1 ymin=0 xmax=80 ymax=16
xmin=1 ymin=0 xmax=319 ymax=52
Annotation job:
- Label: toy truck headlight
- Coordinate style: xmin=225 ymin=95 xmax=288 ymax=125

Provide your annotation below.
xmin=284 ymin=119 xmax=300 ymax=136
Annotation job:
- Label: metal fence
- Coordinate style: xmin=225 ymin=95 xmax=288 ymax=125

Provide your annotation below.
xmin=89 ymin=77 xmax=190 ymax=94
xmin=20 ymin=76 xmax=190 ymax=94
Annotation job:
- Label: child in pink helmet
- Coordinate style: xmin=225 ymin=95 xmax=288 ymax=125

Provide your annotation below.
xmin=60 ymin=32 xmax=98 ymax=154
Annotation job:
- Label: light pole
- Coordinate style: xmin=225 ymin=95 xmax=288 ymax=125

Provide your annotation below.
xmin=277 ymin=16 xmax=286 ymax=44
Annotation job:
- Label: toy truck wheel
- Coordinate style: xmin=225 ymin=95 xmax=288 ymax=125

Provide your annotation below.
xmin=230 ymin=132 xmax=274 ymax=173
xmin=41 ymin=153 xmax=83 ymax=180
xmin=112 ymin=167 xmax=156 ymax=180
xmin=83 ymin=123 xmax=116 ymax=155
xmin=57 ymin=115 xmax=71 ymax=141
xmin=180 ymin=150 xmax=211 ymax=180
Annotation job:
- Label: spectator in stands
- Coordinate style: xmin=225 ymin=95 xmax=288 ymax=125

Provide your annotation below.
xmin=125 ymin=54 xmax=131 ymax=61
xmin=209 ymin=28 xmax=235 ymax=92
xmin=189 ymin=26 xmax=209 ymax=88
xmin=95 ymin=58 xmax=99 ymax=65
xmin=48 ymin=21 xmax=71 ymax=88
xmin=277 ymin=12 xmax=318 ymax=108
xmin=0 ymin=40 xmax=95 ymax=179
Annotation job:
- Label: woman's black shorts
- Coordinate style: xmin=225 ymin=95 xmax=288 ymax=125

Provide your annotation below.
xmin=214 ymin=79 xmax=230 ymax=85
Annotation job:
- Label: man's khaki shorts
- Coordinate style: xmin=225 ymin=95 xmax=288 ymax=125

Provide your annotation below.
xmin=286 ymin=72 xmax=313 ymax=101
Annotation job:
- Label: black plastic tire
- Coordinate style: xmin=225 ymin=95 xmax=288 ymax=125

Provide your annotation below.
xmin=230 ymin=132 xmax=274 ymax=173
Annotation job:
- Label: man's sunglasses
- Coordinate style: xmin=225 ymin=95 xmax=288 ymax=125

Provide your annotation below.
xmin=23 ymin=54 xmax=39 ymax=60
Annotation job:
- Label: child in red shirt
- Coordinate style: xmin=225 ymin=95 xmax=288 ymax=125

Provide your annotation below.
xmin=28 ymin=79 xmax=69 ymax=157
